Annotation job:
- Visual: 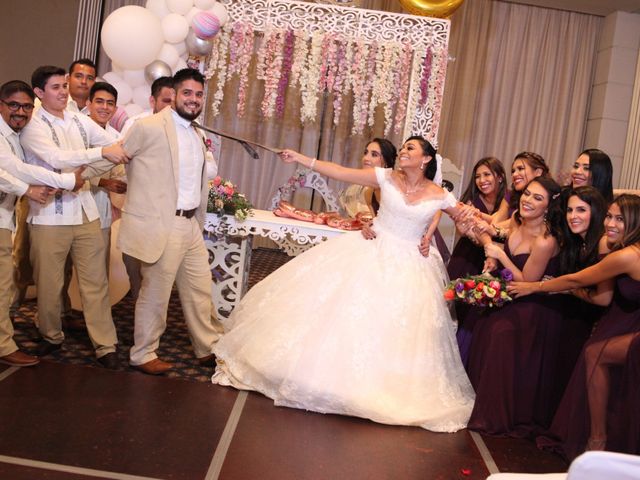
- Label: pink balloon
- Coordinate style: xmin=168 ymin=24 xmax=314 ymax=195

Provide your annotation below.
xmin=191 ymin=11 xmax=220 ymax=39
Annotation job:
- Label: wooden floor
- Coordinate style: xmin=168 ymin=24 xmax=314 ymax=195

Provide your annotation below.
xmin=0 ymin=361 xmax=567 ymax=480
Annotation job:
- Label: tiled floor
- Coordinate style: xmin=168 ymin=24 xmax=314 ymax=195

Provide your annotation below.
xmin=0 ymin=360 xmax=567 ymax=480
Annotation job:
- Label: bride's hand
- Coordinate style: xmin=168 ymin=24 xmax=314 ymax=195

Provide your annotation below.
xmin=279 ymin=149 xmax=308 ymax=165
xmin=360 ymin=223 xmax=377 ymax=240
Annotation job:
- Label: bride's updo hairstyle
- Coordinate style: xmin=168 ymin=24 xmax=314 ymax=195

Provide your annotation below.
xmin=369 ymin=138 xmax=397 ymax=169
xmin=405 ymin=135 xmax=437 ymax=180
xmin=515 ymin=176 xmax=564 ymax=242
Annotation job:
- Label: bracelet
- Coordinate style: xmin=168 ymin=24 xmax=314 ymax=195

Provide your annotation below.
xmin=309 ymin=157 xmax=317 ymax=171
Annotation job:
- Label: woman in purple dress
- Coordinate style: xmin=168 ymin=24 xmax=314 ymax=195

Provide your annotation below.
xmin=509 ymin=194 xmax=640 ymax=459
xmin=447 ymin=157 xmax=507 ymax=364
xmin=466 ymin=176 xmax=568 ymax=438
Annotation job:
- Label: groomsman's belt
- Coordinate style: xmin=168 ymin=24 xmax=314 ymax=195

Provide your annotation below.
xmin=176 ymin=208 xmax=197 ymax=219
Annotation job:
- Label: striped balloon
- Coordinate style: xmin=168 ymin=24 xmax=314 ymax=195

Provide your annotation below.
xmin=191 ymin=11 xmax=220 ymax=40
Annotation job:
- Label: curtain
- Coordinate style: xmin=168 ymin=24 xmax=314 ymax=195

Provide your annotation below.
xmin=440 ymin=0 xmax=602 ymax=185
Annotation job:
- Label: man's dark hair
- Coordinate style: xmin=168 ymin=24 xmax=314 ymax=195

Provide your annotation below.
xmin=151 ymin=76 xmax=174 ymax=98
xmin=173 ymin=68 xmax=205 ymax=90
xmin=0 ymin=80 xmax=35 ymax=101
xmin=31 ymin=65 xmax=66 ymax=91
xmin=69 ymin=58 xmax=97 ymax=76
xmin=89 ymin=82 xmax=118 ymax=102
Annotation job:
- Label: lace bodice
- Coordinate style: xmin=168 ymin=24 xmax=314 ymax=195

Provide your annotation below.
xmin=374 ymin=167 xmax=456 ymax=242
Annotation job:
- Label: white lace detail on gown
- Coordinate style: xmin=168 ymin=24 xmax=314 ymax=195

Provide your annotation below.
xmin=212 ymin=167 xmax=475 ymax=432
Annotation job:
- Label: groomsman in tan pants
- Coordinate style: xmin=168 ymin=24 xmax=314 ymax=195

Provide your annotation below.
xmin=0 ymin=80 xmax=82 ymax=366
xmin=20 ymin=66 xmax=129 ymax=369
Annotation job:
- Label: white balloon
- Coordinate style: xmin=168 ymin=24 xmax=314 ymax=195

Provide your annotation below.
xmin=166 ymin=0 xmax=193 ymax=15
xmin=194 ymin=0 xmax=215 ymax=9
xmin=161 ymin=13 xmax=189 ymax=43
xmin=111 ymin=62 xmax=124 ymax=73
xmin=124 ymin=103 xmax=144 ymax=117
xmin=171 ymin=40 xmax=188 ymax=58
xmin=208 ymin=2 xmax=229 ymax=26
xmin=132 ymin=85 xmax=151 ymax=108
xmin=102 ymin=71 xmax=123 ymax=86
xmin=101 ymin=6 xmax=164 ymax=70
xmin=173 ymin=58 xmax=188 ymax=74
xmin=122 ymin=69 xmax=147 ymax=88
xmin=184 ymin=6 xmax=202 ymax=26
xmin=145 ymin=0 xmax=170 ymax=19
xmin=157 ymin=43 xmax=180 ymax=68
xmin=114 ymin=81 xmax=133 ymax=106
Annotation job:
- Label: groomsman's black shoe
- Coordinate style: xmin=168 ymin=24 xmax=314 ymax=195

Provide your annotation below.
xmin=34 ymin=341 xmax=62 ymax=357
xmin=198 ymin=354 xmax=217 ymax=368
xmin=97 ymin=352 xmax=119 ymax=370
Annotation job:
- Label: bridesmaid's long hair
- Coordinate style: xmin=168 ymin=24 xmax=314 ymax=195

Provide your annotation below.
xmin=508 ymin=152 xmax=550 ymax=212
xmin=405 ymin=136 xmax=438 ymax=180
xmin=611 ymin=194 xmax=640 ymax=250
xmin=460 ymin=157 xmax=507 ymax=214
xmin=368 ymin=138 xmax=397 ymax=214
xmin=515 ymin=176 xmax=564 ymax=242
xmin=560 ymin=186 xmax=607 ymax=274
xmin=579 ymin=149 xmax=614 ymax=203
xmin=369 ymin=138 xmax=396 ymax=169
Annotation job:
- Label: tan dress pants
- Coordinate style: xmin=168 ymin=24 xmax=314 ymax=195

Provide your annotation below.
xmin=29 ymin=219 xmax=117 ymax=358
xmin=129 ymin=215 xmax=223 ymax=365
xmin=0 ymin=229 xmax=18 ymax=357
xmin=12 ymin=196 xmax=33 ymax=299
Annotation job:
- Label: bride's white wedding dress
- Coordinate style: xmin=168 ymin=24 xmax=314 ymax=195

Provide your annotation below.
xmin=212 ymin=167 xmax=475 ymax=432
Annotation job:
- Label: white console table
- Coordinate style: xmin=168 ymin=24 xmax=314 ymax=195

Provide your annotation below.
xmin=203 ymin=210 xmax=345 ymax=319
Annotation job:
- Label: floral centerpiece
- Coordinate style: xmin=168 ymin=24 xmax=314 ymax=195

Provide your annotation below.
xmin=444 ymin=269 xmax=513 ymax=308
xmin=207 ymin=176 xmax=253 ymax=221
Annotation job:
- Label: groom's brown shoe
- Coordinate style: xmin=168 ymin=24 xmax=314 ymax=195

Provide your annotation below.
xmin=198 ymin=354 xmax=216 ymax=368
xmin=132 ymin=358 xmax=173 ymax=375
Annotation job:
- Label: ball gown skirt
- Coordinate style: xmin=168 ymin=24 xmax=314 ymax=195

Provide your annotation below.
xmin=212 ymin=167 xmax=475 ymax=432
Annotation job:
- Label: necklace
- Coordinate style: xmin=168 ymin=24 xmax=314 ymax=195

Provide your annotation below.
xmin=404 ymin=181 xmax=426 ymax=196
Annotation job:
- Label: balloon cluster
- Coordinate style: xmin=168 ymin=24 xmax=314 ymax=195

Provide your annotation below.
xmin=100 ymin=0 xmax=229 ymax=119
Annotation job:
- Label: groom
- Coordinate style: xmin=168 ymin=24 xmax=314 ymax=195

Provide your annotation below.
xmin=85 ymin=68 xmax=223 ymax=374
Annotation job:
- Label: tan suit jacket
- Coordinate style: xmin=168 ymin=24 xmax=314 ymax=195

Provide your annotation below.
xmin=117 ymin=107 xmax=209 ymax=263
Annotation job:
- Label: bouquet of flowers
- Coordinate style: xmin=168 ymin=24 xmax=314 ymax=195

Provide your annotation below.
xmin=207 ymin=176 xmax=253 ymax=221
xmin=444 ymin=269 xmax=514 ymax=308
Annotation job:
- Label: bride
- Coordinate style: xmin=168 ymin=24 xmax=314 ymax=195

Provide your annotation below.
xmin=212 ymin=136 xmax=483 ymax=432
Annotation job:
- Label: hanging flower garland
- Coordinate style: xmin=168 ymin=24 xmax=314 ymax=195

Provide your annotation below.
xmin=418 ymin=47 xmax=433 ymax=107
xmin=333 ymin=38 xmax=352 ymax=126
xmin=299 ymin=31 xmax=324 ymax=123
xmin=361 ymin=41 xmax=378 ymax=130
xmin=206 ymin=22 xmax=447 ymax=138
xmin=236 ymin=23 xmax=255 ymax=117
xmin=350 ymin=40 xmax=369 ymax=135
xmin=209 ymin=24 xmax=232 ymax=117
xmin=275 ymin=29 xmax=295 ymax=117
xmin=260 ymin=30 xmax=285 ymax=118
xmin=290 ymin=30 xmax=309 ymax=88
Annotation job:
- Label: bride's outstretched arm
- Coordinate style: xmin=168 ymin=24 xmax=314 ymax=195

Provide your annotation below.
xmin=280 ymin=149 xmax=379 ymax=188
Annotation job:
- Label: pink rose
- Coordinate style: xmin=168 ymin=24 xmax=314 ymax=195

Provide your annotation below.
xmin=213 ymin=176 xmax=222 ymax=186
xmin=224 ymin=186 xmax=234 ymax=196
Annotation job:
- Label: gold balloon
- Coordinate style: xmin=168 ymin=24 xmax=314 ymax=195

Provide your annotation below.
xmin=397 ymin=0 xmax=464 ymax=18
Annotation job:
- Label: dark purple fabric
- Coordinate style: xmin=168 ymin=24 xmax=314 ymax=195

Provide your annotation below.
xmin=467 ymin=242 xmax=573 ymax=439
xmin=537 ymin=275 xmax=640 ymax=460
xmin=448 ymin=197 xmax=490 ymax=366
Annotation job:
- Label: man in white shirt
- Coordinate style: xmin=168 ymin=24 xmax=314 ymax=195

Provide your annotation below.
xmin=87 ymin=69 xmax=222 ymax=374
xmin=20 ymin=65 xmax=129 ymax=369
xmin=120 ymin=76 xmax=174 ymax=137
xmin=86 ymin=82 xmax=126 ymax=270
xmin=0 ymin=80 xmax=83 ymax=367
xmin=66 ymin=58 xmax=96 ymax=114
